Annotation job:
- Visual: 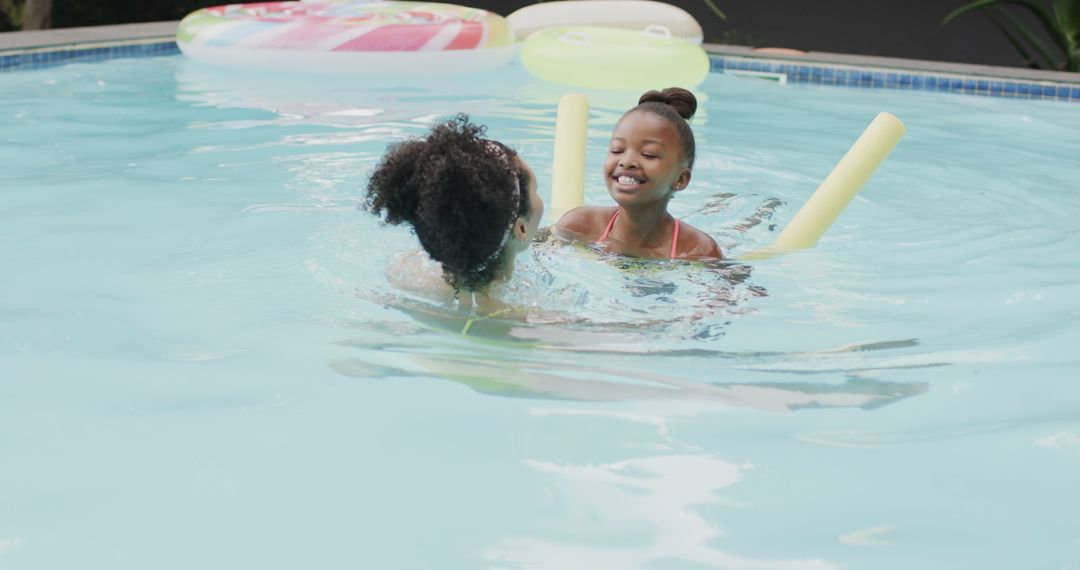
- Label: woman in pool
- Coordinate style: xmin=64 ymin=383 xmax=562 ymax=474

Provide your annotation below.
xmin=365 ymin=114 xmax=543 ymax=309
xmin=556 ymin=87 xmax=723 ymax=260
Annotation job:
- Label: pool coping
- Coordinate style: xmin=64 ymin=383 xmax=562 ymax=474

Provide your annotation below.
xmin=704 ymin=44 xmax=1080 ymax=101
xmin=702 ymin=44 xmax=1080 ymax=85
xmin=2 ymin=21 xmax=1078 ymax=101
xmin=0 ymin=21 xmax=177 ymax=51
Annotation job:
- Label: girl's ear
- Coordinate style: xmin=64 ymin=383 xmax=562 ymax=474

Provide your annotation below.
xmin=674 ymin=169 xmax=692 ymax=192
xmin=512 ymin=216 xmax=528 ymax=241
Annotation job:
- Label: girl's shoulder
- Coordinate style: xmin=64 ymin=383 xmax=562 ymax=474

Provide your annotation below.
xmin=554 ymin=205 xmax=618 ymax=240
xmin=676 ymin=220 xmax=724 ymax=260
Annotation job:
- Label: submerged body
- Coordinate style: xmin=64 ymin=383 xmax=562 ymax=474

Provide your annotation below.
xmin=366 ymin=116 xmax=543 ymax=313
xmin=559 ymin=205 xmax=719 ymax=260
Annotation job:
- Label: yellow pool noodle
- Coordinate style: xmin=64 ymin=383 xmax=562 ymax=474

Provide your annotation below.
xmin=550 ymin=93 xmax=589 ymax=220
xmin=742 ymin=112 xmax=906 ymax=259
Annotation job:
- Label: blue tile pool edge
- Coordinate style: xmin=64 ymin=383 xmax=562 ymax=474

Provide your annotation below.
xmin=0 ymin=38 xmax=179 ymax=72
xmin=711 ymin=55 xmax=1080 ymax=103
xmin=2 ymin=38 xmax=1078 ymax=103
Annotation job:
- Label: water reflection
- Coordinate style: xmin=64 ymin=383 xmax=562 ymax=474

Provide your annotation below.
xmin=1035 ymin=430 xmax=1080 ymax=453
xmin=484 ymin=451 xmax=837 ymax=569
xmin=361 ymin=236 xmax=769 ymax=343
xmin=171 ymin=59 xmax=578 ymax=134
xmin=331 ymin=319 xmax=927 ymax=411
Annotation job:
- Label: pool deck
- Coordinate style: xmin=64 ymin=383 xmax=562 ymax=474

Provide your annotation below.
xmin=0 ymin=22 xmax=177 ymax=51
xmin=2 ymin=21 xmax=1078 ymax=99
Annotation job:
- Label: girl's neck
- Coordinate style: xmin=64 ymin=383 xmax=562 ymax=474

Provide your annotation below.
xmin=451 ymin=250 xmax=514 ymax=309
xmin=454 ymin=284 xmax=507 ymax=314
xmin=613 ymin=202 xmax=674 ymax=249
xmin=492 ymin=248 xmax=517 ymax=283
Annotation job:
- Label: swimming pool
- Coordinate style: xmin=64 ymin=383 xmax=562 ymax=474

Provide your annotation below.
xmin=2 ymin=54 xmax=1079 ymax=569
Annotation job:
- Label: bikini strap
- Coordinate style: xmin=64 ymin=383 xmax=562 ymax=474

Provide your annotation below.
xmin=461 ymin=308 xmax=511 ymax=336
xmin=598 ymin=210 xmax=619 ymax=242
xmin=670 ymin=218 xmax=680 ymax=260
xmin=599 ymin=210 xmax=680 ymax=259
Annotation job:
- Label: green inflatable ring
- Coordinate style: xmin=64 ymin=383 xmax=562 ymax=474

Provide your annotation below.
xmin=521 ymin=25 xmax=710 ymax=91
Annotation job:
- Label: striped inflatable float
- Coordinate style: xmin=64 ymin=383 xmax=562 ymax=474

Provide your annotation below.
xmin=177 ymin=1 xmax=516 ymax=74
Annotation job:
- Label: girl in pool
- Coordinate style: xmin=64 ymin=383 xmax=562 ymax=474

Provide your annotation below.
xmin=556 ymin=87 xmax=723 ymax=260
xmin=365 ymin=114 xmax=543 ymax=310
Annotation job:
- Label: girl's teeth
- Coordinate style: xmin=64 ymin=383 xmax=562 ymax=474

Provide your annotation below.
xmin=618 ymin=176 xmax=640 ymax=185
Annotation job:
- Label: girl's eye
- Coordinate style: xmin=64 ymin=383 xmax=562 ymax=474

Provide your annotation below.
xmin=609 ymin=148 xmax=624 ymax=154
xmin=642 ymin=154 xmax=658 ymax=159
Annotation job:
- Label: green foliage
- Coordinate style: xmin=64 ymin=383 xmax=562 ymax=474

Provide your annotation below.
xmin=0 ymin=0 xmax=218 ymax=30
xmin=700 ymin=0 xmax=726 ymax=22
xmin=941 ymin=0 xmax=1080 ymax=71
xmin=49 ymin=0 xmax=216 ymax=28
xmin=1 ymin=0 xmax=22 ymax=32
xmin=709 ymin=28 xmax=760 ymax=47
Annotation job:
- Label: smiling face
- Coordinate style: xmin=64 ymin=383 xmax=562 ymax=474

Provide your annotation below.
xmin=604 ymin=110 xmax=691 ymax=207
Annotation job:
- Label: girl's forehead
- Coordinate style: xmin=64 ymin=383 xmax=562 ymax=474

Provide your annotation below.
xmin=614 ymin=111 xmax=677 ymax=140
xmin=510 ymin=152 xmax=529 ymax=172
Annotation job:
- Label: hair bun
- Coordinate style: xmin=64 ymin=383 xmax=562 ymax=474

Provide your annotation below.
xmin=638 ymin=87 xmax=697 ymax=121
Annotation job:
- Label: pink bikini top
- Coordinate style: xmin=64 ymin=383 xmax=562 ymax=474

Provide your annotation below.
xmin=598 ymin=211 xmax=680 ymax=260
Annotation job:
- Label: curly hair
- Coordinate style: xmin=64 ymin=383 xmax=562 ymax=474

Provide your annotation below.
xmin=365 ymin=115 xmax=532 ymax=292
xmin=629 ymin=87 xmax=698 ymax=169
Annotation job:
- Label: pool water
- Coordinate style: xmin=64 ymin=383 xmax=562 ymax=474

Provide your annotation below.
xmin=1 ymin=56 xmax=1079 ymax=569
